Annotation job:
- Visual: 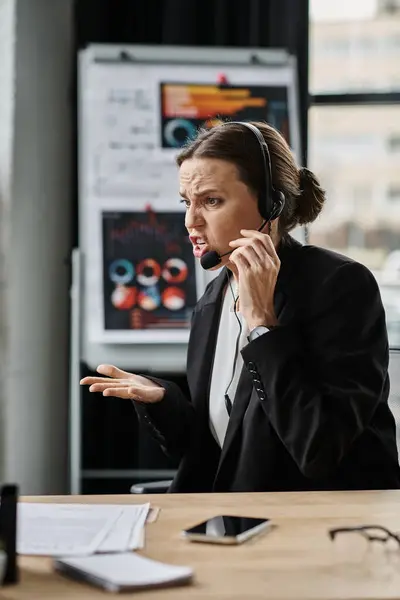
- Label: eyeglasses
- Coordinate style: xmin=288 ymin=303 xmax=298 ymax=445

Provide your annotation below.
xmin=328 ymin=524 xmax=400 ymax=581
xmin=329 ymin=525 xmax=400 ymax=547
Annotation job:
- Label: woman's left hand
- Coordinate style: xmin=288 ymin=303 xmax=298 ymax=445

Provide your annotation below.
xmin=228 ymin=229 xmax=280 ymax=330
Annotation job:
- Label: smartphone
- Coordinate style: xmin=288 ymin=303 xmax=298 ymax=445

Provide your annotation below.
xmin=181 ymin=515 xmax=272 ymax=545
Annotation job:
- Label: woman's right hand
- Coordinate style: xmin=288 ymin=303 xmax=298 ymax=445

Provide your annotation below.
xmin=80 ymin=364 xmax=165 ymax=403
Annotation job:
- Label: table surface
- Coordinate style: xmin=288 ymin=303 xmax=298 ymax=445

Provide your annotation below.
xmin=5 ymin=490 xmax=400 ymax=599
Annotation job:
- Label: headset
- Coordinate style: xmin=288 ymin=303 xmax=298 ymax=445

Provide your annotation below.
xmin=200 ymin=121 xmax=286 ymax=270
xmin=234 ymin=121 xmax=285 ymax=222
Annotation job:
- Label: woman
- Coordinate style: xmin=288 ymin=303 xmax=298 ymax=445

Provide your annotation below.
xmin=81 ymin=121 xmax=400 ymax=492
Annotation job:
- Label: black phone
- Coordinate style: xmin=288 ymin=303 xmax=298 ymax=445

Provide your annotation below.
xmin=181 ymin=515 xmax=272 ymax=545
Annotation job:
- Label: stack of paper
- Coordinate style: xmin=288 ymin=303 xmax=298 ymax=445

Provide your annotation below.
xmin=17 ymin=503 xmax=150 ymax=556
xmin=54 ymin=552 xmax=194 ymax=593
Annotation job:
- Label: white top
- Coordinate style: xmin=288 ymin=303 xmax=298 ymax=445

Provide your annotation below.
xmin=209 ymin=281 xmax=249 ymax=447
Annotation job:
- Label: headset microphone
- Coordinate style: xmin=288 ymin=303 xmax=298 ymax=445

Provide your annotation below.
xmin=200 ymin=248 xmax=231 ymax=270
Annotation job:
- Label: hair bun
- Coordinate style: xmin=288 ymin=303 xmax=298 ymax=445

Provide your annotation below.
xmin=295 ymin=167 xmax=326 ymax=225
xmin=299 ymin=167 xmax=314 ymax=190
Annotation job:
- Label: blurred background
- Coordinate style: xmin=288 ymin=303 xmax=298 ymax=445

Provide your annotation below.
xmin=309 ymin=0 xmax=400 ymax=346
xmin=0 ymin=0 xmax=398 ymax=497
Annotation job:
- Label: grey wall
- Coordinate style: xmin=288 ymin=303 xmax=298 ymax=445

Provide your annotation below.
xmin=0 ymin=0 xmax=16 ymax=481
xmin=1 ymin=0 xmax=74 ymax=494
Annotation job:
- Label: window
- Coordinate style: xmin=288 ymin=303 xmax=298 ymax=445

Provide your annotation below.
xmin=310 ymin=1 xmax=400 ymax=93
xmin=309 ymin=105 xmax=400 ymax=241
xmin=309 ymin=1 xmax=400 ymax=347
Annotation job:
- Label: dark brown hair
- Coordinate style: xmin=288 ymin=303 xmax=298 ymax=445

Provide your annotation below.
xmin=176 ymin=121 xmax=326 ymax=235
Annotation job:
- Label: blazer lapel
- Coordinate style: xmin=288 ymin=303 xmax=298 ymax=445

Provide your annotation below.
xmin=186 ymin=269 xmax=227 ymax=412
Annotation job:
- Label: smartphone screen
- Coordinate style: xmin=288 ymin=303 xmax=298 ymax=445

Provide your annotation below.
xmin=182 ymin=515 xmax=271 ymax=544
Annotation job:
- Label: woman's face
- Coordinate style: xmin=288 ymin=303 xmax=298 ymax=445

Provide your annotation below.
xmin=180 ymin=157 xmax=265 ymax=271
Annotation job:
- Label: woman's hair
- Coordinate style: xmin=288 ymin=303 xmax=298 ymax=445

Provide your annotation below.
xmin=176 ymin=121 xmax=326 ymax=235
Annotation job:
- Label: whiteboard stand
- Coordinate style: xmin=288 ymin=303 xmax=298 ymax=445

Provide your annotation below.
xmin=69 ymin=247 xmax=83 ymax=494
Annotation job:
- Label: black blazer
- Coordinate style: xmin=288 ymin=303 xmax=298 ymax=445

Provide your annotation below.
xmin=134 ymin=236 xmax=400 ymax=492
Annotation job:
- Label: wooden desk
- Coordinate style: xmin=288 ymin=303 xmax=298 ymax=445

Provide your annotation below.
xmin=5 ymin=491 xmax=400 ymax=599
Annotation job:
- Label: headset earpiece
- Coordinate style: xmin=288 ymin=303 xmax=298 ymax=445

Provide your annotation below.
xmin=268 ymin=189 xmax=285 ymax=221
xmin=275 ymin=189 xmax=285 ymax=208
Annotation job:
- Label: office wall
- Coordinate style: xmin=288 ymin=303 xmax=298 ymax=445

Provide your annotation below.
xmin=0 ymin=0 xmax=16 ymax=481
xmin=0 ymin=0 xmax=74 ymax=493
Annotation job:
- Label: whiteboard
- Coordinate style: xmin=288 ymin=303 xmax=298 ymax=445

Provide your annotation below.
xmin=77 ymin=44 xmax=302 ymax=371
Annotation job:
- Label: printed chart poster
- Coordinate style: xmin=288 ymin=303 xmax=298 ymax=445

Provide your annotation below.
xmin=102 ymin=209 xmax=197 ymax=337
xmin=160 ymin=83 xmax=290 ymax=149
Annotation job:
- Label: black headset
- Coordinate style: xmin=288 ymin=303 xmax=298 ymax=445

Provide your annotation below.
xmin=226 ymin=121 xmax=285 ymax=222
xmin=200 ymin=121 xmax=286 ymax=271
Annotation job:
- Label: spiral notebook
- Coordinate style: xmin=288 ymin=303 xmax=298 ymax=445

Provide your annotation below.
xmin=54 ymin=552 xmax=194 ymax=593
